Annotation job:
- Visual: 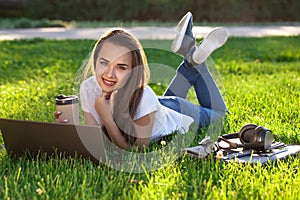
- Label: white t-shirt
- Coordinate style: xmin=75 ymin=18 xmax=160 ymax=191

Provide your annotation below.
xmin=80 ymin=76 xmax=194 ymax=141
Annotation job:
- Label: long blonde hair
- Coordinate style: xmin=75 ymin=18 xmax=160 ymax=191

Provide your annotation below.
xmin=80 ymin=28 xmax=150 ymax=144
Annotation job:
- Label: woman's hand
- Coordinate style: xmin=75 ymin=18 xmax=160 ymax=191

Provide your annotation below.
xmin=54 ymin=110 xmax=69 ymax=123
xmin=94 ymin=91 xmax=114 ymax=124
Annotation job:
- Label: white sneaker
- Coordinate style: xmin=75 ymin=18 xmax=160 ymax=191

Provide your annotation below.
xmin=171 ymin=12 xmax=195 ymax=56
xmin=192 ymin=27 xmax=228 ymax=64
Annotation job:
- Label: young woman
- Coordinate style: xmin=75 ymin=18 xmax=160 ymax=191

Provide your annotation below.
xmin=56 ymin=12 xmax=228 ymax=150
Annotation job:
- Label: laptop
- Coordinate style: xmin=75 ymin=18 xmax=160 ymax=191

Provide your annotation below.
xmin=0 ymin=118 xmax=107 ymax=163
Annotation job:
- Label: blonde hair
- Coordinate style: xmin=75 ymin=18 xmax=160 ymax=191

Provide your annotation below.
xmin=78 ymin=28 xmax=151 ymax=144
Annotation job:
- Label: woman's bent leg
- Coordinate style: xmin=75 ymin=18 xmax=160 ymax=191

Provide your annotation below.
xmin=164 ymin=59 xmax=227 ymax=113
xmin=193 ymin=62 xmax=227 ymax=113
xmin=163 ymin=53 xmax=197 ymax=98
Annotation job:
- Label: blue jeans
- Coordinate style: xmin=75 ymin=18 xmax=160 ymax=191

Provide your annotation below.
xmin=158 ymin=59 xmax=227 ymax=129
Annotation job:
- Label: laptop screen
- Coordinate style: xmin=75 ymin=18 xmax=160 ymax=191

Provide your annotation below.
xmin=0 ymin=118 xmax=106 ymax=163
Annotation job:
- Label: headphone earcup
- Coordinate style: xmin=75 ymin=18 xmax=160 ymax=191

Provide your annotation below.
xmin=254 ymin=126 xmax=266 ymax=142
xmin=255 ymin=126 xmax=273 ymax=150
xmin=241 ymin=125 xmax=273 ymax=151
xmin=239 ymin=124 xmax=258 ymax=143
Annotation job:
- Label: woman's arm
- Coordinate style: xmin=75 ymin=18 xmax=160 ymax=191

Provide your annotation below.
xmin=94 ymin=91 xmax=132 ymax=149
xmin=93 ymin=91 xmax=155 ymax=149
xmin=84 ymin=112 xmax=98 ymax=126
xmin=134 ymin=111 xmax=156 ymax=147
xmin=83 ymin=110 xmax=131 ymax=149
xmin=102 ymin=111 xmax=155 ymax=149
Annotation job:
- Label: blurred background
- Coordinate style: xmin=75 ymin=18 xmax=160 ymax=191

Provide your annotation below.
xmin=0 ymin=0 xmax=299 ymax=28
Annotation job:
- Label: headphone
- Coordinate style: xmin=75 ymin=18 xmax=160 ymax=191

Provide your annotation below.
xmin=218 ymin=124 xmax=274 ymax=151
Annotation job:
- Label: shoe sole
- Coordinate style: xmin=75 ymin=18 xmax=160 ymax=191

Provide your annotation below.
xmin=193 ymin=27 xmax=228 ymax=64
xmin=171 ymin=12 xmax=193 ymax=53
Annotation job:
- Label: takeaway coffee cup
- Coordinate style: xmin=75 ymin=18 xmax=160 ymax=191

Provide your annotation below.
xmin=55 ymin=94 xmax=79 ymax=124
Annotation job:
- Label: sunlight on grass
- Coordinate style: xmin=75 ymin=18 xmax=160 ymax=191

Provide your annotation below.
xmin=0 ymin=36 xmax=299 ymax=199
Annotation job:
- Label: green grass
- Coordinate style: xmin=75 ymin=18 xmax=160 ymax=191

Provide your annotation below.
xmin=0 ymin=18 xmax=72 ymax=29
xmin=0 ymin=36 xmax=300 ymax=199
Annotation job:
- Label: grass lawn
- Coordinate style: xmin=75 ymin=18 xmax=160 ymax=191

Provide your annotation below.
xmin=0 ymin=36 xmax=299 ymax=199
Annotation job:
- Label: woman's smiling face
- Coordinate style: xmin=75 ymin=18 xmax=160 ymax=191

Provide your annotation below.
xmin=95 ymin=41 xmax=133 ymax=93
